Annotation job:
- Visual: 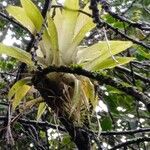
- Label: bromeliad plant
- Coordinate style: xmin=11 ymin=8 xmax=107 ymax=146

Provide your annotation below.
xmin=0 ymin=0 xmax=134 ymax=140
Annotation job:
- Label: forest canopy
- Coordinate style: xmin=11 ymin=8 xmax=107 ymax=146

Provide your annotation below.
xmin=0 ymin=0 xmax=150 ymax=149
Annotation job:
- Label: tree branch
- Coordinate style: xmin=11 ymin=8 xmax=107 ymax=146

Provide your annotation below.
xmin=110 ymin=137 xmax=150 ymax=150
xmin=89 ymin=0 xmax=150 ymax=50
xmin=42 ymin=0 xmax=52 ymax=18
xmin=33 ymin=65 xmax=150 ymax=112
xmin=100 ymin=128 xmax=150 ymax=136
xmin=1 ymin=116 xmax=150 ymax=136
xmin=0 ymin=116 xmax=65 ymax=132
xmin=99 ymin=0 xmax=150 ymax=31
xmin=115 ymin=66 xmax=150 ymax=84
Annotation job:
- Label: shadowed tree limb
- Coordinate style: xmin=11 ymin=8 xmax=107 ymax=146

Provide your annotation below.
xmin=34 ymin=65 xmax=150 ymax=112
xmin=1 ymin=116 xmax=150 ymax=136
xmin=1 ymin=116 xmax=150 ymax=135
xmin=0 ymin=116 xmax=65 ymax=132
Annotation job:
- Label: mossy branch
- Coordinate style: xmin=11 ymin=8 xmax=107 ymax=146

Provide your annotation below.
xmin=33 ymin=65 xmax=150 ymax=112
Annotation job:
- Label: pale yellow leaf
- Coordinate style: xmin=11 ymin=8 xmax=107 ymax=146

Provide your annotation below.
xmin=37 ymin=102 xmax=47 ymax=121
xmin=12 ymin=85 xmax=31 ymax=110
xmin=40 ymin=29 xmax=53 ymax=65
xmin=6 ymin=6 xmax=35 ymax=33
xmin=74 ymin=2 xmax=94 ymax=36
xmin=53 ymin=8 xmax=63 ymax=42
xmin=47 ymin=16 xmax=59 ymax=51
xmin=0 ymin=43 xmax=34 ymax=66
xmin=47 ymin=16 xmax=59 ymax=64
xmin=92 ymin=57 xmax=135 ymax=71
xmin=70 ymin=79 xmax=81 ymax=116
xmin=81 ymin=78 xmax=97 ymax=108
xmin=77 ymin=41 xmax=133 ymax=70
xmin=21 ymin=0 xmax=43 ymax=31
xmin=8 ymin=77 xmax=31 ymax=99
xmin=70 ymin=21 xmax=95 ymax=63
xmin=59 ymin=0 xmax=79 ymax=63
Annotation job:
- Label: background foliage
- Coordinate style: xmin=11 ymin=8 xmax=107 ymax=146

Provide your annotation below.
xmin=0 ymin=0 xmax=150 ymax=149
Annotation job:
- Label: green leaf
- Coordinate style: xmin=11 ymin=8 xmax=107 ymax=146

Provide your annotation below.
xmin=37 ymin=102 xmax=47 ymax=121
xmin=0 ymin=43 xmax=34 ymax=66
xmin=6 ymin=6 xmax=35 ymax=33
xmin=77 ymin=41 xmax=133 ymax=70
xmin=106 ymin=86 xmax=134 ymax=112
xmin=92 ymin=57 xmax=135 ymax=71
xmin=8 ymin=77 xmax=31 ymax=99
xmin=101 ymin=116 xmax=112 ymax=131
xmin=12 ymin=85 xmax=31 ymax=110
xmin=21 ymin=0 xmax=43 ymax=31
xmin=62 ymin=134 xmax=72 ymax=145
xmin=105 ymin=95 xmax=119 ymax=115
xmin=137 ymin=48 xmax=150 ymax=59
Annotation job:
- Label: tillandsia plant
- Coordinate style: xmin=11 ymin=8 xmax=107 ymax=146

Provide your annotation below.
xmin=0 ymin=0 xmax=134 ymax=149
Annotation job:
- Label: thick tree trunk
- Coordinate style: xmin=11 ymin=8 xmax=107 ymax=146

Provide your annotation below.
xmin=32 ymin=73 xmax=91 ymax=150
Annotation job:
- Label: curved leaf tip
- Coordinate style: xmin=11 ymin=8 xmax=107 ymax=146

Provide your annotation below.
xmin=0 ymin=43 xmax=34 ymax=66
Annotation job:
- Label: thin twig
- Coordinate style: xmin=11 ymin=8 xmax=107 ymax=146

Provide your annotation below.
xmin=110 ymin=137 xmax=150 ymax=150
xmin=0 ymin=11 xmax=31 ymax=35
xmin=115 ymin=66 xmax=150 ymax=83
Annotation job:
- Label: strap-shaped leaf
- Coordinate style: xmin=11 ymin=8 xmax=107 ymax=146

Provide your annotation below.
xmin=70 ymin=21 xmax=95 ymax=62
xmin=47 ymin=16 xmax=59 ymax=64
xmin=12 ymin=84 xmax=31 ymax=110
xmin=21 ymin=0 xmax=43 ymax=31
xmin=59 ymin=0 xmax=79 ymax=61
xmin=77 ymin=41 xmax=133 ymax=70
xmin=6 ymin=6 xmax=35 ymax=33
xmin=81 ymin=77 xmax=96 ymax=108
xmin=92 ymin=57 xmax=135 ymax=71
xmin=21 ymin=98 xmax=43 ymax=112
xmin=137 ymin=48 xmax=150 ymax=59
xmin=37 ymin=102 xmax=47 ymax=121
xmin=70 ymin=79 xmax=81 ymax=117
xmin=74 ymin=2 xmax=94 ymax=36
xmin=53 ymin=8 xmax=63 ymax=43
xmin=8 ymin=77 xmax=31 ymax=99
xmin=47 ymin=16 xmax=59 ymax=51
xmin=40 ymin=29 xmax=53 ymax=65
xmin=72 ymin=21 xmax=95 ymax=49
xmin=0 ymin=43 xmax=34 ymax=66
